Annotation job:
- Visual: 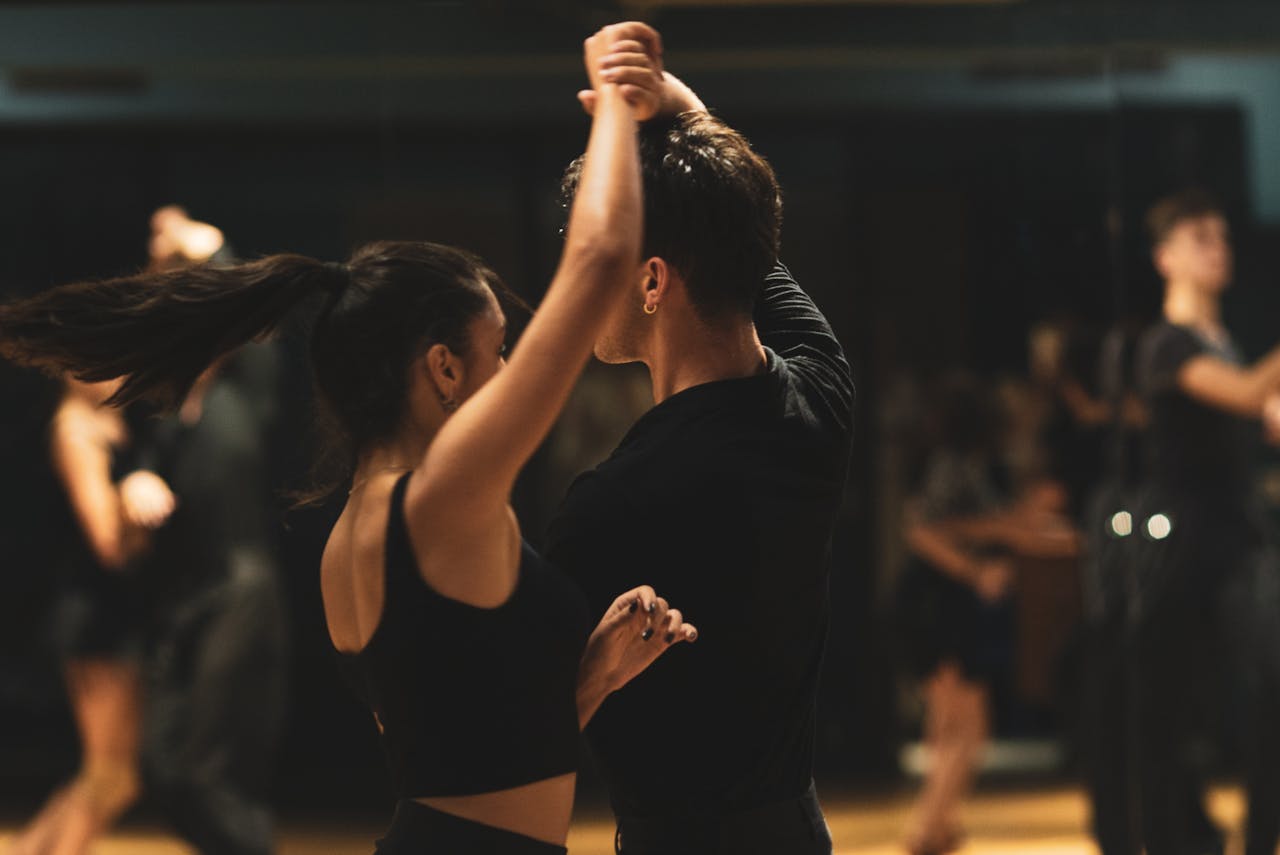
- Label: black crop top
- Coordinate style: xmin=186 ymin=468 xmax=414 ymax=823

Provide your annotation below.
xmin=334 ymin=473 xmax=591 ymax=798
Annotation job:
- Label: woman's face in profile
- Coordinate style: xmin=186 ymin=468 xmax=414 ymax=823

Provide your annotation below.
xmin=453 ymin=294 xmax=508 ymax=407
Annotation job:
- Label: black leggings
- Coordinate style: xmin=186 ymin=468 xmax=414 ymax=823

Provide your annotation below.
xmin=375 ymin=801 xmax=567 ymax=855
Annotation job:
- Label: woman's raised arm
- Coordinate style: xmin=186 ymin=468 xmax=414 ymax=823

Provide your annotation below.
xmin=406 ymin=24 xmax=660 ymax=581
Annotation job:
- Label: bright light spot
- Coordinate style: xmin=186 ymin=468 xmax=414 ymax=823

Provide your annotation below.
xmin=1146 ymin=513 xmax=1173 ymax=540
xmin=1109 ymin=511 xmax=1133 ymax=537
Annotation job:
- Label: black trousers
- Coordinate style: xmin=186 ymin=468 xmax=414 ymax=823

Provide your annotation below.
xmin=614 ymin=781 xmax=832 ymax=855
xmin=1128 ymin=500 xmax=1280 ymax=855
xmin=375 ymin=801 xmax=567 ymax=855
xmin=1083 ymin=610 xmax=1223 ymax=855
xmin=1080 ymin=485 xmax=1222 ymax=855
xmin=143 ymin=548 xmax=289 ymax=855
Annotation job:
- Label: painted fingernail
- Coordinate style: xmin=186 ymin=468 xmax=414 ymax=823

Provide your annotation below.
xmin=641 ymin=628 xmax=654 ymax=641
xmin=629 ymin=599 xmax=638 ymax=614
xmin=664 ymin=631 xmax=675 ymax=644
xmin=689 ymin=631 xmax=698 ymax=642
xmin=647 ymin=602 xmax=657 ymax=614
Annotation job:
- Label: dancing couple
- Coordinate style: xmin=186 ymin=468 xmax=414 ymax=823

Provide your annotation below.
xmin=1 ymin=21 xmax=854 ymax=855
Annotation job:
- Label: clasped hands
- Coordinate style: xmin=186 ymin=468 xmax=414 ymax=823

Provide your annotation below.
xmin=579 ymin=21 xmax=707 ymax=122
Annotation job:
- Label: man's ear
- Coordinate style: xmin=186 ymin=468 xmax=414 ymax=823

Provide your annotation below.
xmin=642 ymin=257 xmax=673 ymax=313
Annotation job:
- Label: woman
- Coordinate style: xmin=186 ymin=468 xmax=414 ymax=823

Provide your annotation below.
xmin=0 ymin=22 xmax=692 ymax=855
xmin=896 ymin=374 xmax=1076 ymax=855
xmin=8 ymin=378 xmax=175 ymax=855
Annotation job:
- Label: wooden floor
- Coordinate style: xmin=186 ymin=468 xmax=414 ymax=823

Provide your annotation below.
xmin=0 ymin=785 xmax=1250 ymax=854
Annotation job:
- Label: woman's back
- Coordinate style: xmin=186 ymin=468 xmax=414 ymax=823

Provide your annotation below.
xmin=321 ymin=471 xmax=589 ymax=846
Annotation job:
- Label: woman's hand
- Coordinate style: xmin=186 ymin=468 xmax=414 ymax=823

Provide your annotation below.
xmin=577 ymin=585 xmax=698 ymax=727
xmin=972 ymin=558 xmax=1014 ymax=604
xmin=1264 ymin=390 xmax=1280 ymax=445
xmin=148 ymin=206 xmax=225 ymax=271
xmin=580 ymin=22 xmax=665 ymax=121
xmin=118 ymin=469 xmax=177 ymax=530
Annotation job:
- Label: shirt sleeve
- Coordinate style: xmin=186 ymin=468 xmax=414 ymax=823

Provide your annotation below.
xmin=753 ymin=262 xmax=855 ymax=439
xmin=1141 ymin=324 xmax=1207 ymax=396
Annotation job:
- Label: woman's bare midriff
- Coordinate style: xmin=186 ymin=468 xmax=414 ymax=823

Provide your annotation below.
xmin=414 ymin=772 xmax=576 ymax=846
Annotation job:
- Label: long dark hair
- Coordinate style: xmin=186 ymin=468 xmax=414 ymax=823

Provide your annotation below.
xmin=0 ymin=240 xmax=511 ymax=500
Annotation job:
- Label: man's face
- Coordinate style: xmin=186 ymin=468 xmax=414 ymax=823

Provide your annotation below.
xmin=1158 ymin=213 xmax=1233 ymax=294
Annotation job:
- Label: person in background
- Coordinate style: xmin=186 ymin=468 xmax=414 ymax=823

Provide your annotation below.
xmin=6 ymin=377 xmax=175 ymax=855
xmin=131 ymin=205 xmax=289 ymax=855
xmin=1132 ymin=189 xmax=1280 ymax=855
xmin=895 ymin=372 xmax=1077 ymax=855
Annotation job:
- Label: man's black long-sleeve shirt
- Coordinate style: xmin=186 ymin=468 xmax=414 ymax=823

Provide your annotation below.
xmin=545 ymin=264 xmax=854 ymax=817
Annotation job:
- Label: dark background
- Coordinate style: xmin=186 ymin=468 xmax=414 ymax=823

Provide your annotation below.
xmin=1 ymin=0 xmax=1279 ymax=820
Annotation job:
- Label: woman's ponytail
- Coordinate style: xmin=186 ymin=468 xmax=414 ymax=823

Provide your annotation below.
xmin=0 ymin=253 xmax=346 ymax=408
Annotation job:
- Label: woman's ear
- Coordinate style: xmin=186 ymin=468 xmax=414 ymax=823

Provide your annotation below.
xmin=423 ymin=343 xmax=463 ymax=411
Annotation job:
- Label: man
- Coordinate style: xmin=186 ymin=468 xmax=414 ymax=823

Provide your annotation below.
xmin=1130 ymin=190 xmax=1280 ymax=855
xmin=546 ymin=71 xmax=854 ymax=855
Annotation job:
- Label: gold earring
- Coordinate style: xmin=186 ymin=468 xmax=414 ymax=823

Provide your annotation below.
xmin=643 ymin=303 xmax=658 ymax=315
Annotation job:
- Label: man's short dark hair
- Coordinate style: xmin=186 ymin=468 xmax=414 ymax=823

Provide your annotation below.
xmin=561 ymin=111 xmax=782 ymax=321
xmin=1145 ymin=189 xmax=1224 ymax=248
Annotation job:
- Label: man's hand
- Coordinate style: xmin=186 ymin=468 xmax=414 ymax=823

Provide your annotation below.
xmin=582 ymin=22 xmax=664 ymax=121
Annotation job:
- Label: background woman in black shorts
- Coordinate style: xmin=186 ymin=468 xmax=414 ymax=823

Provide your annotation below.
xmin=897 ymin=373 xmax=1076 ymax=855
xmin=9 ymin=377 xmax=174 ymax=855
